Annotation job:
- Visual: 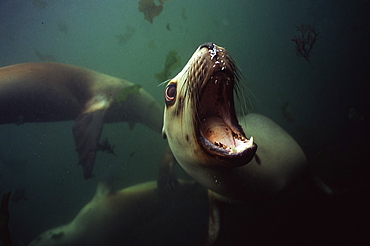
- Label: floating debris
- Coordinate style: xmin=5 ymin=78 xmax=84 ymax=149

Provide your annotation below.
xmin=155 ymin=49 xmax=181 ymax=83
xmin=115 ymin=25 xmax=135 ymax=46
xmin=97 ymin=137 xmax=116 ymax=156
xmin=57 ymin=22 xmax=69 ymax=34
xmin=166 ymin=23 xmax=171 ymax=31
xmin=35 ymin=50 xmax=56 ymax=62
xmin=138 ymin=0 xmax=171 ymax=23
xmin=116 ymin=84 xmax=142 ymax=103
xmin=292 ymin=24 xmax=318 ymax=66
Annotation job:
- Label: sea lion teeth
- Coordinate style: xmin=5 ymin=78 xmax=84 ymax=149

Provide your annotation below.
xmin=248 ymin=136 xmax=254 ymax=147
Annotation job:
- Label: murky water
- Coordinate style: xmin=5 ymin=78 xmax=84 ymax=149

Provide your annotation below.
xmin=0 ymin=0 xmax=368 ymax=245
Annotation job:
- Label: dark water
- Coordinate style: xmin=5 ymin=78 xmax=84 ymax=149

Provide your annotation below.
xmin=0 ymin=0 xmax=368 ymax=245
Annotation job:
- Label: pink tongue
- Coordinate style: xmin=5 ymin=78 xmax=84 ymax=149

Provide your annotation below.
xmin=201 ymin=117 xmax=235 ymax=147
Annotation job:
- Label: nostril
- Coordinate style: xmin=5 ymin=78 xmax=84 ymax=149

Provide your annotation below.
xmin=199 ymin=42 xmax=214 ymax=50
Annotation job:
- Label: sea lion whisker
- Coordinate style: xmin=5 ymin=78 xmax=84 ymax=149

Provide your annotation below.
xmin=157 ymin=79 xmax=171 ymax=87
xmin=230 ymin=64 xmax=255 ymax=116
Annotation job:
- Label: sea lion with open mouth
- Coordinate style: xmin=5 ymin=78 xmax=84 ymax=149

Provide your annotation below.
xmin=0 ymin=62 xmax=163 ymax=179
xmin=162 ymin=43 xmax=307 ymax=202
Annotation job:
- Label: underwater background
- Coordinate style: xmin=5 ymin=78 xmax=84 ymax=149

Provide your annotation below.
xmin=0 ymin=0 xmax=368 ymax=245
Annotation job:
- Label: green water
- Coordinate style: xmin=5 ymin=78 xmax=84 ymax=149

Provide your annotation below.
xmin=0 ymin=0 xmax=368 ymax=245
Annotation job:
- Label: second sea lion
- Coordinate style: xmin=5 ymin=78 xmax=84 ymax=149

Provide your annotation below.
xmin=0 ymin=62 xmax=163 ymax=179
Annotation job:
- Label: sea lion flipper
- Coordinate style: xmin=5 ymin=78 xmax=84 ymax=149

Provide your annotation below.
xmin=93 ymin=182 xmax=114 ymax=201
xmin=206 ymin=190 xmax=221 ymax=246
xmin=73 ymin=109 xmax=107 ymax=179
xmin=157 ymin=147 xmax=180 ymax=198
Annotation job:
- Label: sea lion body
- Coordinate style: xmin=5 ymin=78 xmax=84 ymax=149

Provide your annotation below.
xmin=0 ymin=63 xmax=163 ymax=178
xmin=29 ymin=180 xmax=209 ymax=246
xmin=162 ymin=43 xmax=307 ymax=201
xmin=0 ymin=62 xmax=161 ymax=128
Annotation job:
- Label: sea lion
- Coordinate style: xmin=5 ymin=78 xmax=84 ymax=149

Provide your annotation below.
xmin=29 ymin=148 xmax=219 ymax=246
xmin=29 ymin=179 xmax=210 ymax=246
xmin=162 ymin=43 xmax=307 ymax=202
xmin=0 ymin=62 xmax=163 ymax=179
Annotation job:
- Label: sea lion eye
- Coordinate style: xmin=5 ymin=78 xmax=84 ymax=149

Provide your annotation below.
xmin=165 ymin=83 xmax=176 ymax=105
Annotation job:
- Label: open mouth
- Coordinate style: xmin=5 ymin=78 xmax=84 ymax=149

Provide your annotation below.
xmin=196 ymin=69 xmax=257 ymax=166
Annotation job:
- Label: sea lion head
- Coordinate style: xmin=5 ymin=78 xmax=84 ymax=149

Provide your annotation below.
xmin=162 ymin=43 xmax=257 ymax=174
